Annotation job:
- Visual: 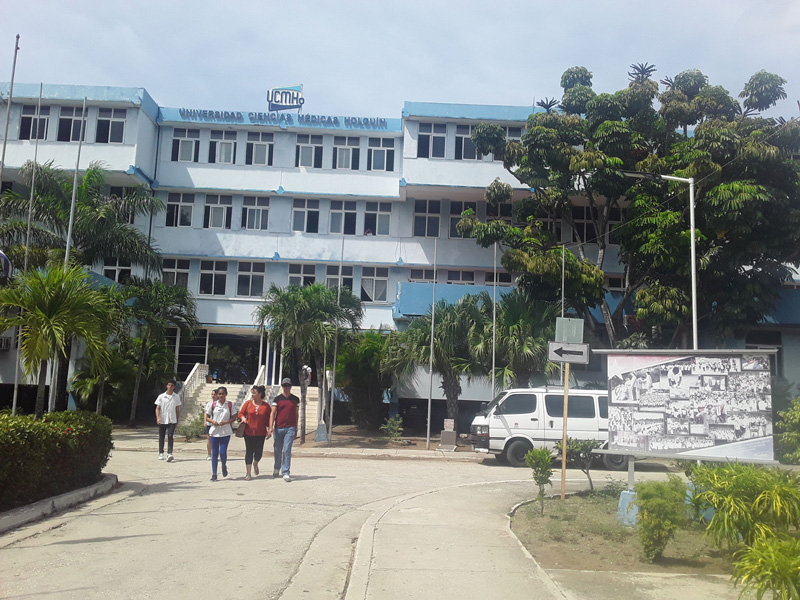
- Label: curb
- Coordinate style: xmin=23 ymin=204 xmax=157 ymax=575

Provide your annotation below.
xmin=0 ymin=473 xmax=119 ymax=536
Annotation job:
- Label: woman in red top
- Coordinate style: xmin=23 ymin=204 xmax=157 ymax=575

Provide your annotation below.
xmin=238 ymin=385 xmax=271 ymax=480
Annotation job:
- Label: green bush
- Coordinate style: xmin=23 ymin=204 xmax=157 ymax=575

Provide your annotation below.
xmin=379 ymin=415 xmax=403 ymax=438
xmin=0 ymin=411 xmax=113 ymax=511
xmin=733 ymin=536 xmax=800 ymax=600
xmin=525 ymin=447 xmax=554 ymax=516
xmin=776 ymin=396 xmax=800 ymax=465
xmin=635 ymin=475 xmax=688 ymax=561
xmin=177 ymin=413 xmax=206 ymax=441
xmin=555 ymin=436 xmax=602 ymax=491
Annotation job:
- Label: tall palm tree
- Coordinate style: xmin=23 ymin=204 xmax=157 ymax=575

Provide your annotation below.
xmin=471 ymin=288 xmax=559 ymax=390
xmin=0 ymin=265 xmax=113 ymax=418
xmin=383 ymin=295 xmax=485 ymax=431
xmin=124 ymin=278 xmax=198 ymax=425
xmin=254 ymin=283 xmax=363 ymax=443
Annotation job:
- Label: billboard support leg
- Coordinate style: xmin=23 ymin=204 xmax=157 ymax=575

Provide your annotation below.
xmin=627 ymin=457 xmax=635 ymax=491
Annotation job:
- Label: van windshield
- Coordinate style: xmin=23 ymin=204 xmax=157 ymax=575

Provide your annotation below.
xmin=480 ymin=392 xmax=507 ymax=415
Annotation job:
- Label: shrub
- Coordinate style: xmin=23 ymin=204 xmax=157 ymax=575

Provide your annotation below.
xmin=635 ymin=475 xmax=688 ymax=561
xmin=0 ymin=411 xmax=113 ymax=511
xmin=733 ymin=536 xmax=800 ymax=600
xmin=177 ymin=413 xmax=206 ymax=441
xmin=776 ymin=396 xmax=800 ymax=465
xmin=525 ymin=447 xmax=554 ymax=515
xmin=379 ymin=415 xmax=403 ymax=438
xmin=556 ymin=437 xmax=602 ymax=491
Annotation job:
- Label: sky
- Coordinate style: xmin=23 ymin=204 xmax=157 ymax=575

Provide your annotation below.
xmin=1 ymin=0 xmax=798 ymax=119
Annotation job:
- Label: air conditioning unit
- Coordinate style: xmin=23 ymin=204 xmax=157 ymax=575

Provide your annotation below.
xmin=0 ymin=337 xmax=11 ymax=351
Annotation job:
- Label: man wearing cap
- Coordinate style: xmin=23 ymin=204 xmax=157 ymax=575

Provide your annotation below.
xmin=271 ymin=378 xmax=300 ymax=482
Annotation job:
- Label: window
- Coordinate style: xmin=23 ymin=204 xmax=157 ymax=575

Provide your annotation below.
xmin=493 ymin=126 xmax=522 ymax=161
xmin=572 ymin=206 xmax=597 ymax=243
xmin=102 ymin=258 xmax=131 ymax=283
xmin=608 ymin=206 xmax=625 ymax=245
xmin=326 ymin=265 xmax=354 ymax=289
xmin=96 ymin=108 xmax=126 ymax=143
xmin=289 ymin=263 xmax=316 ymax=287
xmin=163 ymin=258 xmax=190 ymax=289
xmin=57 ymin=107 xmax=86 ymax=142
xmin=295 ymin=134 xmax=323 ymax=168
xmin=333 ymin=136 xmax=360 ymax=170
xmin=199 ymin=260 xmax=228 ymax=296
xmin=109 ymin=186 xmax=136 ymax=224
xmin=242 ymin=196 xmax=269 ymax=230
xmin=450 ymin=201 xmax=476 ymax=238
xmin=484 ymin=271 xmax=513 ymax=285
xmin=364 ymin=201 xmax=391 ymax=236
xmin=209 ymin=130 xmax=236 ymax=164
xmin=605 ymin=275 xmax=625 ymax=292
xmin=19 ymin=105 xmax=50 ymax=140
xmin=544 ymin=394 xmax=596 ymax=418
xmin=237 ymin=262 xmax=265 ymax=297
xmin=417 ymin=122 xmax=446 ymax=158
xmin=486 ymin=203 xmax=512 ymax=225
xmin=455 ymin=125 xmax=481 ymax=160
xmin=203 ymin=195 xmax=232 ymax=229
xmin=367 ymin=137 xmax=395 ymax=171
xmin=330 ymin=200 xmax=357 ymax=235
xmin=292 ymin=199 xmax=319 ymax=233
xmin=246 ymin=132 xmax=273 ymax=166
xmin=498 ymin=393 xmax=536 ymax=415
xmin=447 ymin=270 xmax=475 ymax=285
xmin=166 ymin=193 xmax=195 ymax=227
xmin=361 ymin=267 xmax=389 ymax=302
xmin=409 ymin=269 xmax=435 ymax=282
xmin=171 ymin=128 xmax=200 ymax=162
xmin=413 ymin=199 xmax=440 ymax=237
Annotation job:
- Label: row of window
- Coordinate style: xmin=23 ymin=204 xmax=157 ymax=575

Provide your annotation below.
xmin=20 ymin=105 xmax=126 ymax=144
xmin=418 ymin=123 xmax=523 ymax=160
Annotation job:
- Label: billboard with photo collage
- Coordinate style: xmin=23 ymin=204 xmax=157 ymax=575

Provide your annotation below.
xmin=605 ymin=352 xmax=775 ymax=462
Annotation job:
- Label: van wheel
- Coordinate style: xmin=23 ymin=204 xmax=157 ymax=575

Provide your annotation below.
xmin=505 ymin=440 xmax=532 ymax=468
xmin=494 ymin=453 xmax=508 ymax=464
xmin=602 ymin=454 xmax=629 ymax=471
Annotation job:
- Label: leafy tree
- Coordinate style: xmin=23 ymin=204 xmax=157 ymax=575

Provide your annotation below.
xmin=635 ymin=475 xmax=688 ymax=561
xmin=0 ymin=266 xmax=113 ymax=418
xmin=255 ymin=283 xmax=363 ymax=443
xmin=525 ymin=447 xmax=554 ymax=515
xmin=336 ymin=330 xmax=391 ymax=430
xmin=383 ymin=295 xmax=485 ymax=430
xmin=776 ymin=396 xmax=800 ymax=464
xmin=124 ymin=278 xmax=198 ymax=425
xmin=555 ymin=437 xmax=602 ymax=491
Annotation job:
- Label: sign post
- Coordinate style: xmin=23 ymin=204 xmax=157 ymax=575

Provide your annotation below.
xmin=561 ymin=363 xmax=570 ymax=501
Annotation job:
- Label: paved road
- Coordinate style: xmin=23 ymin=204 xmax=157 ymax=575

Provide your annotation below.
xmin=0 ymin=443 xmax=740 ymax=600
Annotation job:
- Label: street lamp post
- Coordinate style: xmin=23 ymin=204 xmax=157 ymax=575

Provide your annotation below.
xmin=620 ymin=171 xmax=698 ymax=350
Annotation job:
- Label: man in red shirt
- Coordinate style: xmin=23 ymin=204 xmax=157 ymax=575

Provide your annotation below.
xmin=271 ymin=378 xmax=300 ymax=482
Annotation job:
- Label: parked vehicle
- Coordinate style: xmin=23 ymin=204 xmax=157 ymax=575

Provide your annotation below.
xmin=469 ymin=387 xmax=629 ymax=470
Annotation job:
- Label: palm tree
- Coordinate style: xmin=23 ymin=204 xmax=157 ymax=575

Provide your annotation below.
xmin=0 ymin=160 xmax=165 ymax=410
xmin=471 ymin=288 xmax=559 ymax=390
xmin=0 ymin=265 xmax=113 ymax=418
xmin=383 ymin=295 xmax=485 ymax=431
xmin=124 ymin=278 xmax=198 ymax=425
xmin=254 ymin=283 xmax=363 ymax=443
xmin=628 ymin=62 xmax=657 ymax=84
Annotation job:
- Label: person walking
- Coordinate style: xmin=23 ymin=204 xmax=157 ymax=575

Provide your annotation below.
xmin=271 ymin=378 xmax=300 ymax=482
xmin=239 ymin=385 xmax=271 ymax=481
xmin=205 ymin=386 xmax=235 ymax=481
xmin=155 ymin=380 xmax=181 ymax=462
xmin=205 ymin=387 xmax=218 ymax=460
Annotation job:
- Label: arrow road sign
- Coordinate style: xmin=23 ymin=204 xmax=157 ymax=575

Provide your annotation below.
xmin=548 ymin=341 xmax=590 ymax=364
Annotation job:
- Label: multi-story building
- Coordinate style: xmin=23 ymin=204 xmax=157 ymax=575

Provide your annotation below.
xmin=2 ymin=83 xmax=799 ymax=422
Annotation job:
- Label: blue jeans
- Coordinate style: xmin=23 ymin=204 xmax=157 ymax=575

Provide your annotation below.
xmin=210 ymin=436 xmax=230 ymax=476
xmin=273 ymin=427 xmax=297 ymax=476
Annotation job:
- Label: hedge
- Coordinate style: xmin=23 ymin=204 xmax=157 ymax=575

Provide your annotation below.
xmin=0 ymin=411 xmax=114 ymax=511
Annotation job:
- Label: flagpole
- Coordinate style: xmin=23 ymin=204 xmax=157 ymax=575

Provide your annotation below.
xmin=426 ymin=236 xmax=438 ymax=450
xmin=64 ymin=97 xmax=87 ymax=266
xmin=0 ymin=34 xmax=20 ymax=186
xmin=327 ymin=234 xmax=345 ymax=445
xmin=11 ymin=83 xmax=42 ymax=415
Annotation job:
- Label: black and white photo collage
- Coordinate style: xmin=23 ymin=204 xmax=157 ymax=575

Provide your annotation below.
xmin=608 ymin=355 xmax=773 ymax=455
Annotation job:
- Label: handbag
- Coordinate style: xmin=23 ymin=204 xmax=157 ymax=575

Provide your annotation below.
xmin=235 ymin=400 xmax=250 ymax=438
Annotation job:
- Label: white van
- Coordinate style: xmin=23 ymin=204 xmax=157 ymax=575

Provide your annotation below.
xmin=469 ymin=387 xmax=629 ymax=470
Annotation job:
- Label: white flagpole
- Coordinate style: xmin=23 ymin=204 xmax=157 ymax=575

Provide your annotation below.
xmin=491 ymin=241 xmax=497 ymax=395
xmin=11 ymin=83 xmax=42 ymax=415
xmin=426 ymin=236 xmax=438 ymax=450
xmin=328 ymin=234 xmax=345 ymax=445
xmin=64 ymin=97 xmax=87 ymax=266
xmin=0 ymin=34 xmax=20 ymax=186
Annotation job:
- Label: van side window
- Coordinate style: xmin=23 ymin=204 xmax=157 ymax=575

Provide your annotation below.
xmin=598 ymin=396 xmax=608 ymax=419
xmin=497 ymin=394 xmax=537 ymax=415
xmin=544 ymin=395 xmax=596 ymax=418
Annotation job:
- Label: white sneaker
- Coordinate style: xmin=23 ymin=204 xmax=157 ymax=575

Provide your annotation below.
xmin=167 ymin=454 xmax=174 ymax=462
xmin=206 ymin=456 xmax=212 ymax=461
xmin=158 ymin=454 xmax=164 ymax=460
xmin=283 ymin=474 xmax=292 ymax=482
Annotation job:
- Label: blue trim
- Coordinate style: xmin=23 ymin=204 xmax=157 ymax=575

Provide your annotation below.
xmin=403 ymin=102 xmax=538 ymax=121
xmin=152 ymin=183 xmax=400 ymax=201
xmin=402 ymin=181 xmax=529 ymax=192
xmin=392 ymin=281 xmax=513 ymax=319
xmin=126 ymin=165 xmax=155 ymax=186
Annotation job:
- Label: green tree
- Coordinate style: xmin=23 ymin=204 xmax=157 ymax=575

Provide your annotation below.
xmin=0 ymin=265 xmax=113 ymax=418
xmin=254 ymin=283 xmax=363 ymax=443
xmin=776 ymin=396 xmax=800 ymax=464
xmin=525 ymin=447 xmax=554 ymax=515
xmin=124 ymin=278 xmax=198 ymax=425
xmin=336 ymin=330 xmax=391 ymax=430
xmin=384 ymin=295 xmax=485 ymax=430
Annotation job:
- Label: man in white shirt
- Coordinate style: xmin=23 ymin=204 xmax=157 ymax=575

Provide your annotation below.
xmin=155 ymin=380 xmax=181 ymax=462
